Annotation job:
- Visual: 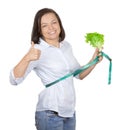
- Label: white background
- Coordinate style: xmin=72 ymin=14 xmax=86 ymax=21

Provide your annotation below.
xmin=0 ymin=0 xmax=118 ymax=130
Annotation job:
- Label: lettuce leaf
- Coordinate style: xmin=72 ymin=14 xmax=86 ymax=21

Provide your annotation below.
xmin=85 ymin=32 xmax=104 ymax=49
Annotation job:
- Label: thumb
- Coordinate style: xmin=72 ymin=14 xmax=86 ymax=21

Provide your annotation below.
xmin=94 ymin=48 xmax=99 ymax=54
xmin=31 ymin=41 xmax=35 ymax=48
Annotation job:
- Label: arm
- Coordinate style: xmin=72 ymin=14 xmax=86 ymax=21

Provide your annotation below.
xmin=10 ymin=42 xmax=41 ymax=85
xmin=79 ymin=48 xmax=103 ymax=80
xmin=14 ymin=42 xmax=40 ymax=78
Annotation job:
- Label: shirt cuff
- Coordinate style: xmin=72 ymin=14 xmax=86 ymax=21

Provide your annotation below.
xmin=9 ymin=69 xmax=24 ymax=85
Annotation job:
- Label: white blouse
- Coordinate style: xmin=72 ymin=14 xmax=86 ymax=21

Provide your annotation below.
xmin=10 ymin=38 xmax=81 ymax=117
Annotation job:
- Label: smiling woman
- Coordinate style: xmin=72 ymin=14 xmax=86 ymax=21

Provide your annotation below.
xmin=31 ymin=8 xmax=65 ymax=45
xmin=9 ymin=8 xmax=103 ymax=130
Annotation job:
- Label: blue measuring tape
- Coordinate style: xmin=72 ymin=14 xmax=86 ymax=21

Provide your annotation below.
xmin=46 ymin=51 xmax=112 ymax=88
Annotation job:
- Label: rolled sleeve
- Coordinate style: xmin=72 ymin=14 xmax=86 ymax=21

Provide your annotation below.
xmin=9 ymin=59 xmax=39 ymax=85
xmin=9 ymin=69 xmax=24 ymax=85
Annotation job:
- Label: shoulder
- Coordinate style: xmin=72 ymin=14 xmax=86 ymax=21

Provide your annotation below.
xmin=61 ymin=40 xmax=72 ymax=48
xmin=34 ymin=39 xmax=49 ymax=51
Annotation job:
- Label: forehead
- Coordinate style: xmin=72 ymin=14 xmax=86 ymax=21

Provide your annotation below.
xmin=41 ymin=13 xmax=58 ymax=23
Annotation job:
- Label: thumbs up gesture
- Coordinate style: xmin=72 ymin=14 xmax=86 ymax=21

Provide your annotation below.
xmin=26 ymin=41 xmax=41 ymax=62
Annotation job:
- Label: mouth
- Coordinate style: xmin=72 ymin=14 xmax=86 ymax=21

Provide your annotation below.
xmin=48 ymin=31 xmax=56 ymax=35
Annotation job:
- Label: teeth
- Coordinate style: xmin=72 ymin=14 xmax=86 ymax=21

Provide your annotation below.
xmin=49 ymin=31 xmax=55 ymax=34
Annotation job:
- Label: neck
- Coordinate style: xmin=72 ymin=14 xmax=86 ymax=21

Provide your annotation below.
xmin=45 ymin=39 xmax=60 ymax=48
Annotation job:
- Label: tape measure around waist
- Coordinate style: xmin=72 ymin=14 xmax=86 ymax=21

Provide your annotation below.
xmin=45 ymin=51 xmax=112 ymax=88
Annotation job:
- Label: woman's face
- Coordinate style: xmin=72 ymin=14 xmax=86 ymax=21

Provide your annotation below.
xmin=41 ymin=13 xmax=61 ymax=44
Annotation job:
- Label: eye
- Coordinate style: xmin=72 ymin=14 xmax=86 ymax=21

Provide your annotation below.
xmin=41 ymin=24 xmax=47 ymax=28
xmin=52 ymin=21 xmax=57 ymax=24
xmin=53 ymin=21 xmax=56 ymax=24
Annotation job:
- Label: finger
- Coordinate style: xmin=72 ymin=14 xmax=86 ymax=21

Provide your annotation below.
xmin=31 ymin=41 xmax=35 ymax=48
xmin=95 ymin=47 xmax=99 ymax=51
xmin=95 ymin=48 xmax=99 ymax=54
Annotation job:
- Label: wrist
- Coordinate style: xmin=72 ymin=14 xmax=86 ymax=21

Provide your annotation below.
xmin=23 ymin=54 xmax=31 ymax=62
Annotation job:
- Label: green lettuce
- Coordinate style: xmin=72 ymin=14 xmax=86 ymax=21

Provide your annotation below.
xmin=85 ymin=32 xmax=104 ymax=49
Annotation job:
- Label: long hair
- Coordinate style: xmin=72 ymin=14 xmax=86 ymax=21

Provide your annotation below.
xmin=31 ymin=8 xmax=65 ymax=44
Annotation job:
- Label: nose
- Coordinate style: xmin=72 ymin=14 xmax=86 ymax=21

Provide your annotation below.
xmin=48 ymin=24 xmax=54 ymax=30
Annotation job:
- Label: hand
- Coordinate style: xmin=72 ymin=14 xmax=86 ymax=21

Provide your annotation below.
xmin=25 ymin=41 xmax=41 ymax=62
xmin=92 ymin=47 xmax=103 ymax=63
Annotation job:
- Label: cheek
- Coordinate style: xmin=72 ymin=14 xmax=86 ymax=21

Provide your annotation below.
xmin=41 ymin=29 xmax=48 ymax=36
xmin=56 ymin=26 xmax=61 ymax=34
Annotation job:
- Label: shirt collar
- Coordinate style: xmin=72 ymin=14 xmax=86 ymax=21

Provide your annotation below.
xmin=39 ymin=38 xmax=64 ymax=48
xmin=39 ymin=38 xmax=50 ymax=48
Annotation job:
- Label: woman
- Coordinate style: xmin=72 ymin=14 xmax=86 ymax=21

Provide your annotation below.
xmin=10 ymin=8 xmax=102 ymax=130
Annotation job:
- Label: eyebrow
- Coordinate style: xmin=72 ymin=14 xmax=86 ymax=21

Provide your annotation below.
xmin=41 ymin=19 xmax=57 ymax=25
